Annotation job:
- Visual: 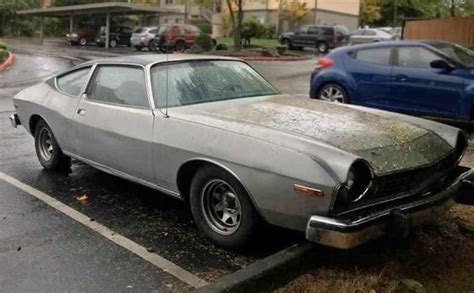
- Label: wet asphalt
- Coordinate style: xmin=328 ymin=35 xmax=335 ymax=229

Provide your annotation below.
xmin=0 ymin=40 xmax=314 ymax=291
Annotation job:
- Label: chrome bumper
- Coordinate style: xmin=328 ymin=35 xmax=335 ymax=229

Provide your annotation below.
xmin=306 ymin=168 xmax=474 ymax=249
xmin=9 ymin=114 xmax=20 ymax=128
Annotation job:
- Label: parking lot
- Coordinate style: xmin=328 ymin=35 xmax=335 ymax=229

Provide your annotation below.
xmin=0 ymin=39 xmax=317 ymax=291
xmin=1 ymin=38 xmax=474 ymax=292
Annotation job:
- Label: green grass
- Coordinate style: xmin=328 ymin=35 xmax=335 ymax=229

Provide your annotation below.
xmin=216 ymin=37 xmax=280 ymax=48
xmin=0 ymin=41 xmax=8 ymax=51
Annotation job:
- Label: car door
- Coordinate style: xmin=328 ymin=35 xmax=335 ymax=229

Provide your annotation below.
xmin=71 ymin=64 xmax=155 ymax=182
xmin=391 ymin=45 xmax=466 ymax=118
xmin=306 ymin=26 xmax=319 ymax=46
xmin=349 ymin=29 xmax=364 ymax=45
xmin=344 ymin=46 xmax=394 ymax=108
xmin=292 ymin=26 xmax=309 ymax=46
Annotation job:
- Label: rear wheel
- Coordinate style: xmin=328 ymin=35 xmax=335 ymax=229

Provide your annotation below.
xmin=189 ymin=166 xmax=261 ymax=249
xmin=317 ymin=83 xmax=348 ymax=103
xmin=109 ymin=39 xmax=118 ymax=48
xmin=135 ymin=46 xmax=143 ymax=51
xmin=174 ymin=40 xmax=185 ymax=52
xmin=79 ymin=37 xmax=87 ymax=46
xmin=317 ymin=41 xmax=329 ymax=54
xmin=282 ymin=38 xmax=294 ymax=50
xmin=34 ymin=120 xmax=71 ymax=172
xmin=148 ymin=40 xmax=157 ymax=51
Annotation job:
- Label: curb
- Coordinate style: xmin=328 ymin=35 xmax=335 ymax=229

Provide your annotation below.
xmin=0 ymin=51 xmax=14 ymax=72
xmin=240 ymin=55 xmax=312 ymax=62
xmin=195 ymin=242 xmax=317 ymax=292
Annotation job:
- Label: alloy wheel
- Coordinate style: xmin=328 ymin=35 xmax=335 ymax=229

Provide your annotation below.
xmin=320 ymin=86 xmax=345 ymax=103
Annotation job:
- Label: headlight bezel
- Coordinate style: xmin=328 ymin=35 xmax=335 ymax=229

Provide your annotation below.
xmin=337 ymin=160 xmax=374 ymax=204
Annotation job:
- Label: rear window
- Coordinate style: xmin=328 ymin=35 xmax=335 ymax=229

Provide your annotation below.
xmin=320 ymin=27 xmax=334 ymax=36
xmin=355 ymin=48 xmax=391 ymax=66
xmin=334 ymin=25 xmax=350 ymax=36
xmin=56 ymin=67 xmax=91 ymax=96
xmin=134 ymin=28 xmax=147 ymax=33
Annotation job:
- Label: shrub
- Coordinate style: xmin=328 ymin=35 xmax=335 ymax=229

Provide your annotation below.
xmin=0 ymin=42 xmax=8 ymax=51
xmin=263 ymin=24 xmax=276 ymax=39
xmin=190 ymin=20 xmax=212 ymax=34
xmin=194 ymin=33 xmax=214 ymax=51
xmin=0 ymin=49 xmax=8 ymax=63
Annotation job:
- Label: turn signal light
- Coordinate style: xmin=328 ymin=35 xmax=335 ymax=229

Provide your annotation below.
xmin=316 ymin=58 xmax=334 ymax=69
xmin=293 ymin=184 xmax=324 ymax=197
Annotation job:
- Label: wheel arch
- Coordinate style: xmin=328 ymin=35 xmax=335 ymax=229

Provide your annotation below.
xmin=29 ymin=114 xmax=45 ymax=135
xmin=315 ymin=80 xmax=352 ymax=102
xmin=176 ymin=158 xmax=266 ymax=220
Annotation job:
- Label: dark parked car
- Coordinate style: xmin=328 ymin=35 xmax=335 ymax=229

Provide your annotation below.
xmin=66 ymin=28 xmax=96 ymax=46
xmin=310 ymin=41 xmax=474 ymax=123
xmin=279 ymin=25 xmax=350 ymax=53
xmin=96 ymin=26 xmax=133 ymax=48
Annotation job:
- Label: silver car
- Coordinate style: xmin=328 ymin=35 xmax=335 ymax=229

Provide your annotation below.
xmin=9 ymin=55 xmax=474 ymax=250
xmin=131 ymin=26 xmax=160 ymax=51
xmin=350 ymin=28 xmax=393 ymax=45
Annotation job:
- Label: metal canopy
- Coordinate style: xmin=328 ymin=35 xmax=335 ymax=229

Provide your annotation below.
xmin=17 ymin=2 xmax=180 ymax=17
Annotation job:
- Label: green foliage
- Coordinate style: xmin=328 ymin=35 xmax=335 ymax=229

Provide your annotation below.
xmin=0 ymin=42 xmax=8 ymax=51
xmin=241 ymin=19 xmax=277 ymax=43
xmin=194 ymin=33 xmax=214 ymax=51
xmin=190 ymin=20 xmax=212 ymax=34
xmin=0 ymin=0 xmax=39 ymax=37
xmin=0 ymin=49 xmax=8 ymax=63
xmin=360 ymin=0 xmax=382 ymax=26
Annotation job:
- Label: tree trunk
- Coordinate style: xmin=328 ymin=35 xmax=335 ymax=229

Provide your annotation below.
xmin=235 ymin=0 xmax=243 ymax=51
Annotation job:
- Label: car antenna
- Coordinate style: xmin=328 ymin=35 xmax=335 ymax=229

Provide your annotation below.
xmin=164 ymin=51 xmax=170 ymax=118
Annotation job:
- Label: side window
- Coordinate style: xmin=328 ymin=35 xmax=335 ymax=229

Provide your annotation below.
xmin=398 ymin=47 xmax=441 ymax=68
xmin=295 ymin=26 xmax=308 ymax=34
xmin=355 ymin=48 xmax=392 ymax=66
xmin=308 ymin=26 xmax=319 ymax=35
xmin=364 ymin=30 xmax=376 ymax=36
xmin=351 ymin=30 xmax=363 ymax=36
xmin=87 ymin=65 xmax=148 ymax=108
xmin=321 ymin=27 xmax=334 ymax=36
xmin=149 ymin=29 xmax=157 ymax=34
xmin=56 ymin=67 xmax=91 ymax=96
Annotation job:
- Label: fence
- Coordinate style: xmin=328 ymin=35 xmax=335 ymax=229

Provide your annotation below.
xmin=404 ymin=16 xmax=474 ymax=46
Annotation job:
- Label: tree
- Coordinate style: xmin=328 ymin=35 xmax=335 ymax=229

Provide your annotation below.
xmin=0 ymin=0 xmax=40 ymax=37
xmin=360 ymin=0 xmax=382 ymax=26
xmin=286 ymin=0 xmax=308 ymax=29
xmin=224 ymin=0 xmax=244 ymax=51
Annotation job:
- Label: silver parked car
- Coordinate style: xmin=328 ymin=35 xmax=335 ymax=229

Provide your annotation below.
xmin=350 ymin=28 xmax=393 ymax=45
xmin=10 ymin=55 xmax=474 ymax=250
xmin=131 ymin=26 xmax=161 ymax=51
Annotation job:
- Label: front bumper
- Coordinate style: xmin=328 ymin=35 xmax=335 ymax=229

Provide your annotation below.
xmin=306 ymin=168 xmax=474 ymax=249
xmin=9 ymin=114 xmax=21 ymax=128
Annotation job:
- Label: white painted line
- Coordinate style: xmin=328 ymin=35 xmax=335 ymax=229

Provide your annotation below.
xmin=0 ymin=171 xmax=208 ymax=288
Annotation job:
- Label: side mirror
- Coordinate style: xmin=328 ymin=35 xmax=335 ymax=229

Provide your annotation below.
xmin=430 ymin=59 xmax=454 ymax=71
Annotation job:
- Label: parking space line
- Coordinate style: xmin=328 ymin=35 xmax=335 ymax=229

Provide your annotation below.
xmin=0 ymin=171 xmax=208 ymax=288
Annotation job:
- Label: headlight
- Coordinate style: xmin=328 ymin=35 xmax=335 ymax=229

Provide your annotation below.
xmin=337 ymin=160 xmax=373 ymax=204
xmin=455 ymin=132 xmax=468 ymax=163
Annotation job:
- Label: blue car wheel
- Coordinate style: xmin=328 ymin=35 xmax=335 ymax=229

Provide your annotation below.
xmin=317 ymin=83 xmax=348 ymax=103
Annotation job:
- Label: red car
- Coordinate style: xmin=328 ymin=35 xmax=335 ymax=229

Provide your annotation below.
xmin=66 ymin=28 xmax=96 ymax=46
xmin=154 ymin=24 xmax=203 ymax=52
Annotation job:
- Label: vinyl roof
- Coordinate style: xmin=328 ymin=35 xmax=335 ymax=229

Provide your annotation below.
xmin=17 ymin=2 xmax=180 ymax=17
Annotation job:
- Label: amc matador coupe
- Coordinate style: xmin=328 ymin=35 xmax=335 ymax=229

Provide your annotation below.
xmin=10 ymin=55 xmax=474 ymax=249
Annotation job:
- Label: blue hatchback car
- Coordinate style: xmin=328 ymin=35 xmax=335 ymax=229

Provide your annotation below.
xmin=310 ymin=41 xmax=474 ymax=123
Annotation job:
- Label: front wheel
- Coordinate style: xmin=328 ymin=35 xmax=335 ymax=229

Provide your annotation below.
xmin=34 ymin=120 xmax=71 ymax=172
xmin=174 ymin=41 xmax=185 ymax=52
xmin=189 ymin=166 xmax=261 ymax=249
xmin=109 ymin=39 xmax=118 ymax=48
xmin=317 ymin=41 xmax=329 ymax=54
xmin=79 ymin=37 xmax=87 ymax=46
xmin=317 ymin=83 xmax=348 ymax=103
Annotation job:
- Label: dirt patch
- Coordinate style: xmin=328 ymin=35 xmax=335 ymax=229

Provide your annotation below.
xmin=277 ymin=146 xmax=474 ymax=293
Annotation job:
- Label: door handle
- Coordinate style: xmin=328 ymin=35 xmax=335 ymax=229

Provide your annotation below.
xmin=77 ymin=108 xmax=87 ymax=116
xmin=395 ymin=74 xmax=408 ymax=82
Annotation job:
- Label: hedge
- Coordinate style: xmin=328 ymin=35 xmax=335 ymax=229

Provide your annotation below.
xmin=0 ymin=49 xmax=8 ymax=63
xmin=0 ymin=42 xmax=8 ymax=51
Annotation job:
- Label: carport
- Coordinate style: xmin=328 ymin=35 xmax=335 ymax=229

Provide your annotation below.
xmin=17 ymin=2 xmax=180 ymax=48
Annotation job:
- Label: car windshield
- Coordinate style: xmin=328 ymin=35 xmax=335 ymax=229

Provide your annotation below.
xmin=150 ymin=60 xmax=279 ymax=108
xmin=433 ymin=43 xmax=474 ymax=68
xmin=134 ymin=28 xmax=147 ymax=33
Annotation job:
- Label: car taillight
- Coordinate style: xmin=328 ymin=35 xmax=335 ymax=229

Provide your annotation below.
xmin=316 ymin=57 xmax=334 ymax=69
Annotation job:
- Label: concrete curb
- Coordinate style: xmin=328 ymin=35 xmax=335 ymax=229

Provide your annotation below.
xmin=0 ymin=51 xmax=14 ymax=72
xmin=195 ymin=242 xmax=317 ymax=292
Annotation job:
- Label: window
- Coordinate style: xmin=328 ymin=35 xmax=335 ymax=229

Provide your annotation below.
xmin=149 ymin=29 xmax=157 ymax=34
xmin=165 ymin=0 xmax=173 ymax=4
xmin=57 ymin=67 xmax=91 ymax=96
xmin=398 ymin=47 xmax=440 ymax=68
xmin=351 ymin=30 xmax=364 ymax=36
xmin=432 ymin=43 xmax=474 ymax=68
xmin=295 ymin=26 xmax=308 ymax=34
xmin=151 ymin=61 xmax=278 ymax=108
xmin=356 ymin=48 xmax=391 ymax=66
xmin=87 ymin=66 xmax=148 ymax=108
xmin=308 ymin=26 xmax=319 ymax=35
xmin=320 ymin=27 xmax=334 ymax=36
xmin=364 ymin=30 xmax=376 ymax=36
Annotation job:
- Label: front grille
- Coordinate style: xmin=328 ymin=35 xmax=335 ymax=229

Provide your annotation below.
xmin=371 ymin=151 xmax=457 ymax=199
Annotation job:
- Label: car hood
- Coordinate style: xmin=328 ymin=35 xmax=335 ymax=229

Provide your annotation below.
xmin=171 ymin=95 xmax=453 ymax=175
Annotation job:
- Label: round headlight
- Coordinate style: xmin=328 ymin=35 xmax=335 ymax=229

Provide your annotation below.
xmin=455 ymin=132 xmax=468 ymax=163
xmin=338 ymin=160 xmax=373 ymax=204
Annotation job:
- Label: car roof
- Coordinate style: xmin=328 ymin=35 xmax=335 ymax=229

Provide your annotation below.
xmin=332 ymin=40 xmax=438 ymax=53
xmin=79 ymin=54 xmax=241 ymax=67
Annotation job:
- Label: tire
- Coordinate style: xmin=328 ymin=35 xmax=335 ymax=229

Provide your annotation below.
xmin=110 ymin=39 xmax=117 ymax=48
xmin=34 ymin=120 xmax=71 ymax=172
xmin=317 ymin=41 xmax=329 ymax=54
xmin=189 ymin=166 xmax=261 ymax=249
xmin=135 ymin=46 xmax=143 ymax=51
xmin=282 ymin=38 xmax=295 ymax=50
xmin=148 ymin=40 xmax=156 ymax=51
xmin=79 ymin=37 xmax=87 ymax=46
xmin=317 ymin=83 xmax=349 ymax=103
xmin=174 ymin=40 xmax=185 ymax=52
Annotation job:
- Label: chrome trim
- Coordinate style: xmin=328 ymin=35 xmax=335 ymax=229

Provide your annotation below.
xmin=305 ymin=168 xmax=474 ymax=249
xmin=64 ymin=151 xmax=181 ymax=199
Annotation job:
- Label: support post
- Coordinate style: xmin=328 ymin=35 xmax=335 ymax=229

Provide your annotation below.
xmin=313 ymin=0 xmax=318 ymax=24
xmin=105 ymin=11 xmax=110 ymax=49
xmin=40 ymin=16 xmax=44 ymax=45
xmin=69 ymin=14 xmax=74 ymax=33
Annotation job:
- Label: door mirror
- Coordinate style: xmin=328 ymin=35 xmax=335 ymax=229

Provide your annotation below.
xmin=430 ymin=59 xmax=454 ymax=71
